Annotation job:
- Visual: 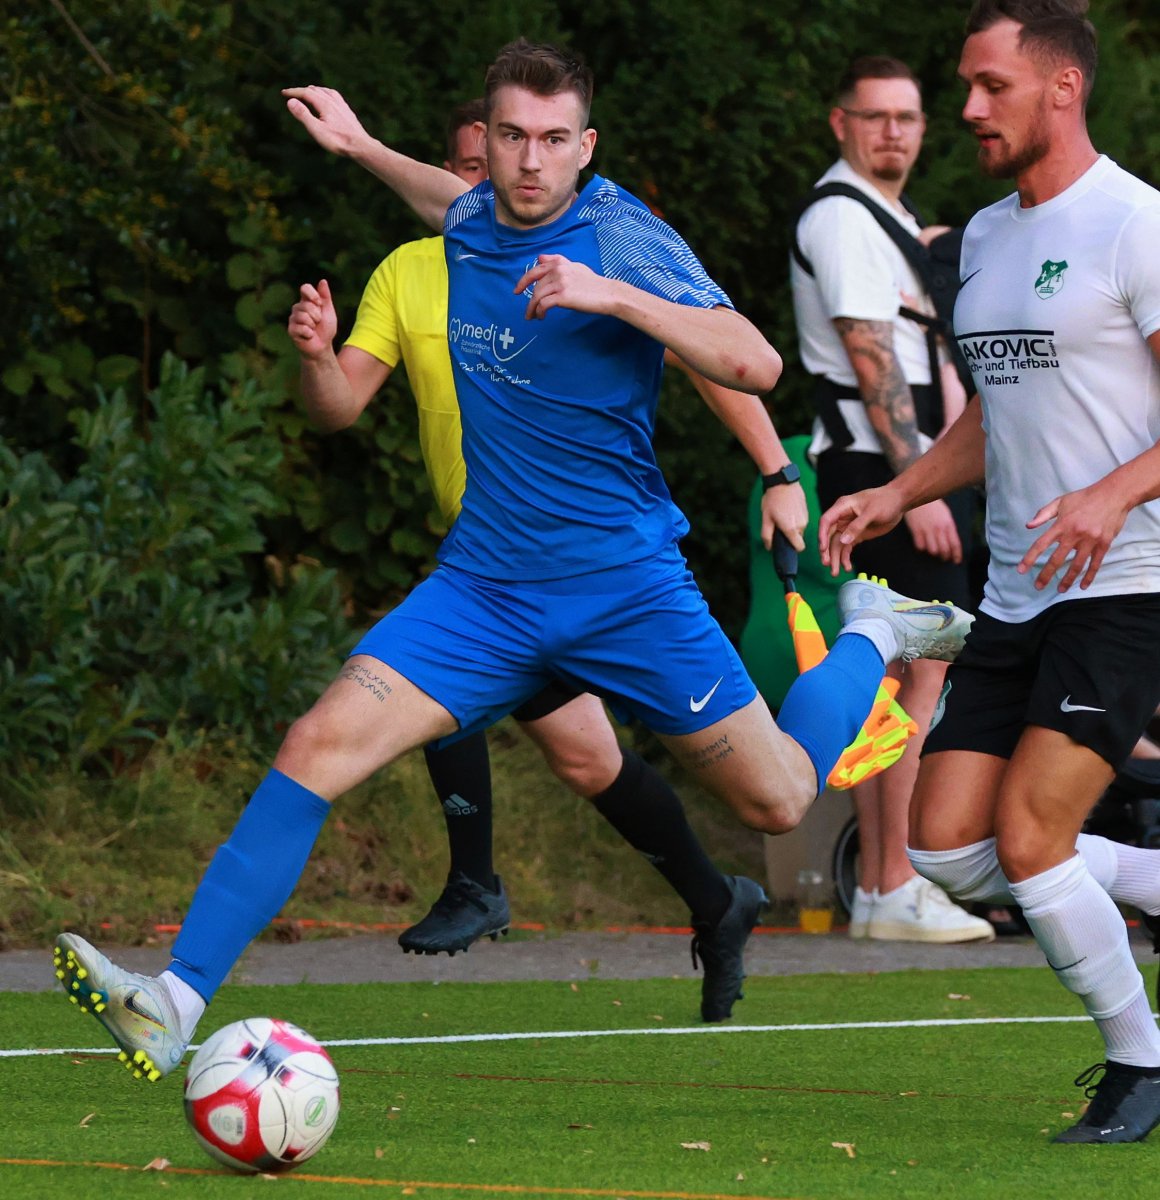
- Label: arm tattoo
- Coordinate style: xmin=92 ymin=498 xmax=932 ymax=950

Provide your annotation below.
xmin=339 ymin=662 xmax=393 ymax=702
xmin=834 ymin=317 xmax=922 ymax=474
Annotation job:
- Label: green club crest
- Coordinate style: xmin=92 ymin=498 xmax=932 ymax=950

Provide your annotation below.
xmin=1035 ymin=259 xmax=1068 ymax=299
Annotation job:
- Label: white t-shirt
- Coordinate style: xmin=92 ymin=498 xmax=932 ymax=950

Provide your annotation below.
xmin=791 ymin=158 xmax=936 ymax=459
xmin=956 ymin=155 xmax=1160 ymax=621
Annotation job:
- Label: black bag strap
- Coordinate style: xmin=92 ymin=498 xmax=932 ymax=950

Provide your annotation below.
xmin=791 ymin=183 xmax=934 ymax=297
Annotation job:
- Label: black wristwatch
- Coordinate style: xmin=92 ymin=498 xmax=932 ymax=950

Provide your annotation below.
xmin=762 ymin=463 xmax=801 ymax=489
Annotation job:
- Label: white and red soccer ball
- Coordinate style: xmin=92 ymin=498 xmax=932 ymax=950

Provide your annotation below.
xmin=183 ymin=1017 xmax=340 ymax=1173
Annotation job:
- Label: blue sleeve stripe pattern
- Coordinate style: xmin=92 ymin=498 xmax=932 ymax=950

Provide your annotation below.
xmin=579 ymin=179 xmax=733 ymax=310
xmin=445 ymin=182 xmax=492 ymax=232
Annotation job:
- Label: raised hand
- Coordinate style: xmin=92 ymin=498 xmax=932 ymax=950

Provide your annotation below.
xmin=287 ymin=280 xmax=338 ymax=359
xmin=282 ymin=85 xmax=373 ymax=158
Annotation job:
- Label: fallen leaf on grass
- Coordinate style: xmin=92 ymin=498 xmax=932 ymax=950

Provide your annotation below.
xmin=649 ymin=1014 xmax=665 ymax=1022
xmin=612 ymin=999 xmax=622 ymax=1007
xmin=375 ymin=1147 xmax=385 ymax=1159
xmin=947 ymin=993 xmax=972 ymax=1001
xmin=832 ymin=1142 xmax=856 ymax=1159
xmin=79 ymin=1112 xmax=96 ymax=1128
xmin=735 ymin=1173 xmax=746 ymax=1182
xmin=681 ymin=1141 xmax=711 ymax=1152
xmin=570 ymin=983 xmax=579 ymax=992
xmin=567 ymin=1124 xmax=595 ymax=1130
xmin=142 ymin=1158 xmax=170 ymax=1172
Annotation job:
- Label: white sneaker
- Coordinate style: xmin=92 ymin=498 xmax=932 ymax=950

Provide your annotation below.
xmin=838 ymin=574 xmax=973 ymax=664
xmin=868 ymin=876 xmax=996 ymax=943
xmin=54 ymin=933 xmax=187 ymax=1081
xmin=848 ymin=886 xmax=875 ymax=939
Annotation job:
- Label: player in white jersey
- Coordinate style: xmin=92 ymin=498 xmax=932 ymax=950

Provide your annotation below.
xmin=820 ymin=0 xmax=1160 ymax=1144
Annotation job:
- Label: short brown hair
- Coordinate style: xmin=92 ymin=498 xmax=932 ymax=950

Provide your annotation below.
xmin=835 ymin=56 xmax=922 ymax=107
xmin=445 ymin=97 xmax=486 ymax=162
xmin=483 ymin=38 xmax=594 ymax=125
xmin=965 ymin=0 xmax=1098 ymax=101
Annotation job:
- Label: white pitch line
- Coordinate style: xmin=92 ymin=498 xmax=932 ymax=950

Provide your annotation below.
xmin=5 ymin=1011 xmax=1150 ymax=1060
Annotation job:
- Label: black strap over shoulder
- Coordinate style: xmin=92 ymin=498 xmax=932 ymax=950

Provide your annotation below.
xmin=792 ymin=182 xmax=973 ymax=445
xmin=792 ymin=182 xmax=930 ymax=295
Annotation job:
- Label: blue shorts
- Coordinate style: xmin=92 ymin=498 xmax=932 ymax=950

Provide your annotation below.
xmin=350 ymin=545 xmax=756 ymax=741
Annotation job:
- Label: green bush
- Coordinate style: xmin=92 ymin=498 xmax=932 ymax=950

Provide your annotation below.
xmin=0 ymin=355 xmax=351 ymax=774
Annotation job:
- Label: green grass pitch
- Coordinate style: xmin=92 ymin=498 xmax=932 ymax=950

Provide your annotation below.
xmin=1 ymin=966 xmax=1157 ymax=1198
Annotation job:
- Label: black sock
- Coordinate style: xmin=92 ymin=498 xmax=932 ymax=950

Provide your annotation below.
xmin=590 ymin=749 xmax=731 ymax=926
xmin=423 ymin=733 xmax=494 ymax=889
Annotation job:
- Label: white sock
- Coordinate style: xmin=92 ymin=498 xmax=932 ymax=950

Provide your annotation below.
xmin=1100 ymin=837 xmax=1160 ymax=915
xmin=1075 ymin=833 xmax=1118 ymax=891
xmin=837 ymin=622 xmax=895 ymax=667
xmin=1009 ymin=855 xmax=1160 ymax=1067
xmin=159 ymin=970 xmax=207 ymax=1043
xmin=911 ymin=834 xmax=1160 ymax=913
xmin=907 ymin=838 xmax=1013 ymax=904
xmin=1099 ymin=989 xmax=1160 ymax=1068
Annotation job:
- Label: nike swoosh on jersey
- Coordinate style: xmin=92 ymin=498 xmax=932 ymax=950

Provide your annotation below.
xmin=1060 ymin=696 xmax=1107 ymax=714
xmin=960 ymin=268 xmax=983 ymax=288
xmin=454 ymin=249 xmax=480 ymax=262
xmin=689 ymin=677 xmax=724 ymax=713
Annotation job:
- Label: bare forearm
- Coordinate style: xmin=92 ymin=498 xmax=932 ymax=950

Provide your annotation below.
xmin=890 ymin=395 xmax=986 ymax=511
xmin=348 ymin=137 xmax=466 ymax=232
xmin=612 ymin=288 xmax=781 ymax=393
xmin=680 ymin=364 xmax=786 ymax=473
xmin=300 ymin=353 xmax=363 ymax=432
xmin=837 ymin=317 xmax=923 ymax=475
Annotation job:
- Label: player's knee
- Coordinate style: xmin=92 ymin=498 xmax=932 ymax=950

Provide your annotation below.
xmin=277 ymin=709 xmax=342 ymax=774
xmin=550 ymin=752 xmax=619 ymax=797
xmin=994 ymin=834 xmax=1045 ymax=884
xmin=734 ymin=778 xmax=814 ymax=836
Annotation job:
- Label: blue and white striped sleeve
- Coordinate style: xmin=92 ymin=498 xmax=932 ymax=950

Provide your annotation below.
xmin=580 ymin=180 xmax=732 ymax=310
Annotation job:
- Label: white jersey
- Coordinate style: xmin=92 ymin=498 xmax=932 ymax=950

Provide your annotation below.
xmin=791 ymin=158 xmax=936 ymax=460
xmin=956 ymin=155 xmax=1160 ymax=621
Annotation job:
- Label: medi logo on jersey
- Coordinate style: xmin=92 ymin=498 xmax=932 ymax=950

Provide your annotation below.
xmin=448 ymin=314 xmax=538 ymax=385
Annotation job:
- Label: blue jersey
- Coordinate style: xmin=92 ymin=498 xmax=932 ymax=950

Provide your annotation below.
xmin=438 ymin=174 xmax=732 ymax=581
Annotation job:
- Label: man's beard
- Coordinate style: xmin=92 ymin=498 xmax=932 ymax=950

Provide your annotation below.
xmin=978 ymin=97 xmax=1051 ymax=180
xmin=872 ymin=162 xmax=905 ymax=183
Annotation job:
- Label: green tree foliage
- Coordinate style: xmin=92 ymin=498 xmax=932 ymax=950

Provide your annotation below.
xmin=4 ymin=0 xmax=1159 ymax=675
xmin=0 ymin=355 xmax=349 ymax=773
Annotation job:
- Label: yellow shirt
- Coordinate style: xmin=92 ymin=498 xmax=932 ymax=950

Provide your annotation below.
xmin=344 ymin=236 xmax=466 ymax=523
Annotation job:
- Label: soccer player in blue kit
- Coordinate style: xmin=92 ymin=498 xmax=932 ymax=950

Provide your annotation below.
xmin=53 ymin=39 xmax=971 ymax=1082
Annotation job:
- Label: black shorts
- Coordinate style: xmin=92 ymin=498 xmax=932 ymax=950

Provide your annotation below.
xmin=816 ymin=450 xmax=977 ymax=610
xmin=923 ymin=593 xmax=1160 ymax=768
xmin=511 ymin=678 xmax=582 ymax=723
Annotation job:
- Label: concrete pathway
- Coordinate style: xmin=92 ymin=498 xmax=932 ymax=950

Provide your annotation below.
xmin=5 ymin=927 xmax=1157 ymax=992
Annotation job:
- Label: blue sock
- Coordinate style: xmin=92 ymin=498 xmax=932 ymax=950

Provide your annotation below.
xmin=168 ymin=769 xmax=330 ymax=1001
xmin=777 ymin=633 xmax=885 ymax=794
